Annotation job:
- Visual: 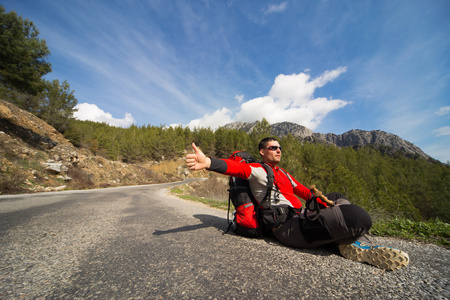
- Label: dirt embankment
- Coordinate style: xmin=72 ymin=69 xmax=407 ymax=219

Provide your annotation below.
xmin=0 ymin=99 xmax=191 ymax=195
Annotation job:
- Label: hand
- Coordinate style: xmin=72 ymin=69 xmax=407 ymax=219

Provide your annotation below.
xmin=186 ymin=143 xmax=211 ymax=170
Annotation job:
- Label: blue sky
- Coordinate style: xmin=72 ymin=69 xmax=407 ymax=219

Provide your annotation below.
xmin=3 ymin=0 xmax=450 ymax=162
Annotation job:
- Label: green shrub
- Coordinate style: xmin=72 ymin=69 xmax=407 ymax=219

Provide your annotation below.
xmin=0 ymin=165 xmax=29 ymax=194
xmin=66 ymin=166 xmax=95 ymax=189
xmin=371 ymin=217 xmax=449 ymax=246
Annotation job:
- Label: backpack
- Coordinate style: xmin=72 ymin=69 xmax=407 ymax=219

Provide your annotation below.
xmin=225 ymin=151 xmax=274 ymax=238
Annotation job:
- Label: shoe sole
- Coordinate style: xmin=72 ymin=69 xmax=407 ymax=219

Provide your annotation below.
xmin=339 ymin=244 xmax=410 ymax=271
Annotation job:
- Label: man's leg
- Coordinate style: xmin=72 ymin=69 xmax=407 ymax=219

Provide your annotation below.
xmin=334 ymin=203 xmax=409 ymax=270
xmin=272 ymin=204 xmax=409 ymax=270
xmin=272 ymin=204 xmax=370 ymax=249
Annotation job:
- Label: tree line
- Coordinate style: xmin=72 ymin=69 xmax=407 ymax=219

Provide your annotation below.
xmin=65 ymin=119 xmax=449 ymax=223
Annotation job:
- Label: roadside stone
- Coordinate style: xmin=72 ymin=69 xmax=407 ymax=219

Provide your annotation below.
xmin=57 ymin=175 xmax=72 ymax=181
xmin=53 ymin=185 xmax=66 ymax=191
xmin=42 ymin=162 xmax=68 ymax=174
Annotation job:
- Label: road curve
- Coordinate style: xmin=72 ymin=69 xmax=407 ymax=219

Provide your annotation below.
xmin=0 ymin=180 xmax=448 ymax=299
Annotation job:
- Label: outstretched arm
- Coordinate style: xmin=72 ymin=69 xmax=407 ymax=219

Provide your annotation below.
xmin=186 ymin=143 xmax=211 ymax=171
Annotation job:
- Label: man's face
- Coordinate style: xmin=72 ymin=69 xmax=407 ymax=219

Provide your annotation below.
xmin=260 ymin=140 xmax=282 ymax=165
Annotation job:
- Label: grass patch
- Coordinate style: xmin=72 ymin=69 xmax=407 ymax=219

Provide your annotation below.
xmin=371 ymin=217 xmax=450 ymax=246
xmin=170 ymin=186 xmax=229 ymax=210
xmin=171 ymin=187 xmax=184 ymax=194
xmin=188 ymin=175 xmax=228 ymax=202
xmin=170 ymin=175 xmax=230 ymax=210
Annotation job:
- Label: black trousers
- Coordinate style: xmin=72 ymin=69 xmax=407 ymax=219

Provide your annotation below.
xmin=272 ymin=194 xmax=372 ymax=249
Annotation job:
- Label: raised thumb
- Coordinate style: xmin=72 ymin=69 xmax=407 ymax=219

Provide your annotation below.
xmin=192 ymin=142 xmax=201 ymax=153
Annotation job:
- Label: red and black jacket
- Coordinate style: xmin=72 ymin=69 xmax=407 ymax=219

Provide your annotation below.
xmin=208 ymin=157 xmax=328 ymax=209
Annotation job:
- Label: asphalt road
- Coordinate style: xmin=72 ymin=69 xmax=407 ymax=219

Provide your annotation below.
xmin=0 ymin=180 xmax=448 ymax=299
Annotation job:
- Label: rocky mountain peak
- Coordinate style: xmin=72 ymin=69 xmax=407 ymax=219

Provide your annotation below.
xmin=222 ymin=121 xmax=430 ymax=160
xmin=271 ymin=122 xmax=314 ymax=139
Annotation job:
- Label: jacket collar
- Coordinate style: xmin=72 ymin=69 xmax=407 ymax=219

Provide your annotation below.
xmin=263 ymin=162 xmax=279 ymax=171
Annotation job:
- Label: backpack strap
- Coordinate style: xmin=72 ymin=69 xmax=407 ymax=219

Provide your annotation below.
xmin=224 ymin=187 xmax=233 ymax=234
xmin=276 ymin=168 xmax=320 ymax=220
xmin=304 ymin=194 xmax=321 ymax=221
xmin=224 ymin=176 xmax=240 ymax=234
xmin=258 ymin=162 xmax=274 ymax=209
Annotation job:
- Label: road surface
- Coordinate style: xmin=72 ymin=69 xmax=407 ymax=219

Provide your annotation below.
xmin=1 ymin=180 xmax=448 ymax=299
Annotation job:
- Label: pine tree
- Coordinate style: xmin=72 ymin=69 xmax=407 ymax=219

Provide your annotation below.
xmin=0 ymin=6 xmax=51 ymax=95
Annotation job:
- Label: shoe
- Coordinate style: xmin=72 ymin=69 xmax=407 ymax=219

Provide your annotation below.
xmin=338 ymin=241 xmax=410 ymax=271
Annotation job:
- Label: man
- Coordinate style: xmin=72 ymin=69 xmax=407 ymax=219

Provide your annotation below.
xmin=186 ymin=137 xmax=409 ymax=270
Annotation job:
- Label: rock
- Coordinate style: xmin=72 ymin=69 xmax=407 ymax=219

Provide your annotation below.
xmin=272 ymin=121 xmax=314 ymax=139
xmin=0 ymin=103 xmax=13 ymax=119
xmin=53 ymin=185 xmax=66 ymax=191
xmin=44 ymin=185 xmax=67 ymax=192
xmin=312 ymin=129 xmax=429 ymax=159
xmin=42 ymin=162 xmax=68 ymax=174
xmin=57 ymin=175 xmax=72 ymax=181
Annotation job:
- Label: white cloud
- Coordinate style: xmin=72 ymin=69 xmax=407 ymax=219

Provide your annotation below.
xmin=436 ymin=106 xmax=450 ymax=116
xmin=264 ymin=2 xmax=288 ymax=15
xmin=183 ymin=67 xmax=350 ymax=130
xmin=235 ymin=94 xmax=244 ymax=103
xmin=74 ymin=103 xmax=135 ymax=128
xmin=185 ymin=107 xmax=233 ymax=129
xmin=433 ymin=126 xmax=450 ymax=137
xmin=236 ymin=68 xmax=350 ymax=129
xmin=312 ymin=66 xmax=348 ymax=88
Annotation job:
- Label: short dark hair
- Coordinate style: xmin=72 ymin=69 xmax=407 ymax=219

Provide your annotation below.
xmin=258 ymin=137 xmax=278 ymax=150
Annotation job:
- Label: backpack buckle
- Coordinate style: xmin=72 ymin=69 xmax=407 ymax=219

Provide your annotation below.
xmin=277 ymin=206 xmax=289 ymax=216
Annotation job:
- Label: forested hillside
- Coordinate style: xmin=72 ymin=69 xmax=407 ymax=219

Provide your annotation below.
xmin=65 ymin=119 xmax=450 ymax=223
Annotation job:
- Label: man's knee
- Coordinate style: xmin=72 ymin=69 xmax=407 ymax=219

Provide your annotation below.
xmin=338 ymin=204 xmax=372 ymax=232
xmin=325 ymin=192 xmax=350 ymax=205
xmin=326 ymin=192 xmax=348 ymax=201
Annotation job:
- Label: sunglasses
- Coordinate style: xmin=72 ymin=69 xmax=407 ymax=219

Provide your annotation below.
xmin=265 ymin=145 xmax=282 ymax=151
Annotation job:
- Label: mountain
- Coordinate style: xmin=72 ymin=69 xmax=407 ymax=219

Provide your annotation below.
xmin=223 ymin=121 xmax=431 ymax=160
